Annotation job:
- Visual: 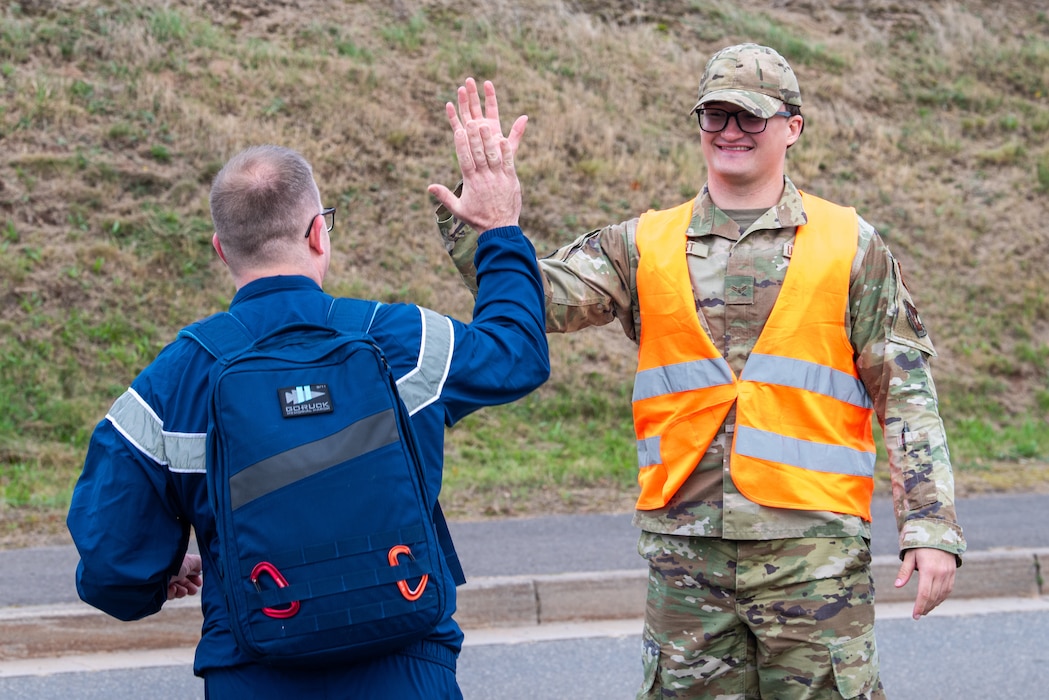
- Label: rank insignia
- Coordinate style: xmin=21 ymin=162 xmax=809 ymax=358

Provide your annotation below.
xmin=904 ymin=300 xmax=927 ymax=338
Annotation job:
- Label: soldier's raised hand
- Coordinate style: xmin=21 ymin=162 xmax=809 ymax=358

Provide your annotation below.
xmin=429 ymin=79 xmax=527 ymax=233
xmin=456 ymin=78 xmax=527 ymax=156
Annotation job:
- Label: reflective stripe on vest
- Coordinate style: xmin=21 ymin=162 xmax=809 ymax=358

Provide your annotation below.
xmin=632 ymin=193 xmax=876 ymax=519
xmin=106 ymin=308 xmax=454 ymax=473
xmin=632 ymin=201 xmax=737 ymax=510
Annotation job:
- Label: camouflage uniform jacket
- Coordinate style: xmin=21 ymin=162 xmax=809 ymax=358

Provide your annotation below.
xmin=438 ymin=178 xmax=965 ymax=560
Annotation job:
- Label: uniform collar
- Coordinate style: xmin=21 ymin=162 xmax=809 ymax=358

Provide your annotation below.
xmin=688 ymin=177 xmax=808 ymax=239
xmin=230 ymin=275 xmax=323 ymax=308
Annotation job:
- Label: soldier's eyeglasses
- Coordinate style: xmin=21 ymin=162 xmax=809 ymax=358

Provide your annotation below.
xmin=696 ymin=108 xmax=793 ymax=134
xmin=304 ymin=207 xmax=336 ymax=238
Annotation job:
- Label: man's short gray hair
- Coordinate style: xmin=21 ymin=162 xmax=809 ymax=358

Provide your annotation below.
xmin=209 ymin=145 xmax=320 ymax=267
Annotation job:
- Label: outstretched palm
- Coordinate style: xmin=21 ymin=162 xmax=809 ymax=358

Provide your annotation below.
xmin=454 ymin=78 xmax=527 ymax=155
xmin=428 ymin=78 xmax=527 ymax=233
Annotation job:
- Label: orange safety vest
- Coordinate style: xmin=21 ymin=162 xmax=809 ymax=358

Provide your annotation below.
xmin=632 ymin=193 xmax=876 ymax=519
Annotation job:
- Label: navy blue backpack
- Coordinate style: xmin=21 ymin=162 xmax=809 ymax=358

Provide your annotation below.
xmin=178 ymin=299 xmax=464 ymax=667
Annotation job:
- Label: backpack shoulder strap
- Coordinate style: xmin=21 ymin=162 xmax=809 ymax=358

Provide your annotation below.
xmin=434 ymin=503 xmax=466 ymax=586
xmin=328 ymin=298 xmax=466 ymax=586
xmin=178 ymin=312 xmax=256 ymax=360
xmin=326 ymin=298 xmax=381 ymax=333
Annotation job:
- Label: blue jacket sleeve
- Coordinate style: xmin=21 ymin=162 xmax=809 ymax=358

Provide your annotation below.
xmin=67 ymin=421 xmax=190 ymax=621
xmin=440 ymin=225 xmax=550 ymax=424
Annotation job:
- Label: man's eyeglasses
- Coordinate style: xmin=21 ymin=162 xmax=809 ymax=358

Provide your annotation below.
xmin=696 ymin=108 xmax=793 ymax=134
xmin=304 ymin=207 xmax=336 ymax=238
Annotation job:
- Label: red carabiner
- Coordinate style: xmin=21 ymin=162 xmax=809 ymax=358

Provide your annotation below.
xmin=388 ymin=545 xmax=429 ymax=602
xmin=250 ymin=561 xmax=301 ymax=619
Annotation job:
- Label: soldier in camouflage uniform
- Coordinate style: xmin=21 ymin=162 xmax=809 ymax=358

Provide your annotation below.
xmin=437 ymin=46 xmax=965 ymax=699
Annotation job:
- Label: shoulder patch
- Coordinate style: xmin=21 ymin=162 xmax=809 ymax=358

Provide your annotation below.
xmin=903 ymin=299 xmax=927 ymax=338
xmin=889 ymin=259 xmax=936 ymax=356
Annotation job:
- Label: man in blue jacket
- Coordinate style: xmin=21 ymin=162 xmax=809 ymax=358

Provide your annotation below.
xmin=66 ymin=80 xmax=548 ymax=698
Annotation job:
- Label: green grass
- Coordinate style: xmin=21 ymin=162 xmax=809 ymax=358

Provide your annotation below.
xmin=444 ymin=385 xmax=637 ymax=494
xmin=1 ymin=0 xmax=1048 ymax=526
xmin=0 ymin=455 xmax=78 ymax=509
xmin=950 ymin=418 xmax=1049 ymax=466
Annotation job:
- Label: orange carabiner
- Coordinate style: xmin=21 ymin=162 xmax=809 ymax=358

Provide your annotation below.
xmin=250 ymin=561 xmax=301 ymax=619
xmin=388 ymin=545 xmax=429 ymax=601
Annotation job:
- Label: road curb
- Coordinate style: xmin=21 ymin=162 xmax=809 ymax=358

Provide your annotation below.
xmin=456 ymin=548 xmax=1049 ymax=628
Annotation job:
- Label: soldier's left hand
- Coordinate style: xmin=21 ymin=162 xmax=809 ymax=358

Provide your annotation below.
xmin=895 ymin=547 xmax=956 ymax=620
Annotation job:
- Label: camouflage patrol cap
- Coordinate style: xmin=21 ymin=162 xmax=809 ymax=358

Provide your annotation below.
xmin=690 ymin=43 xmax=802 ymax=118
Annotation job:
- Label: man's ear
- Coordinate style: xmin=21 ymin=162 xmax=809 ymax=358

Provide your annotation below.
xmin=306 ymin=216 xmax=327 ymax=256
xmin=212 ymin=233 xmax=229 ymax=265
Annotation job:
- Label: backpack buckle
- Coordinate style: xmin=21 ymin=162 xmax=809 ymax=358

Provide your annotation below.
xmin=250 ymin=561 xmax=301 ymax=619
xmin=388 ymin=545 xmax=429 ymax=601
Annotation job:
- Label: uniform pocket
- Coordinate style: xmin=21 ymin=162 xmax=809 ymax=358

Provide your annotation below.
xmin=636 ymin=634 xmax=659 ymax=699
xmin=829 ymin=628 xmax=879 ymax=698
xmin=900 ymin=430 xmax=939 ymax=510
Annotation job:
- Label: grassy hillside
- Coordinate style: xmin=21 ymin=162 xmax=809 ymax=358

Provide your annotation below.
xmin=2 ymin=0 xmax=1048 ymax=539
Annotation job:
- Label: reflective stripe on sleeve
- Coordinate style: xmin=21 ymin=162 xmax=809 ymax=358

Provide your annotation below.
xmin=396 ymin=307 xmax=454 ymax=416
xmin=106 ymin=388 xmax=206 ymax=473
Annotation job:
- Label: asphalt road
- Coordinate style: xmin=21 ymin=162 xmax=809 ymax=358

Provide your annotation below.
xmin=2 ymin=601 xmax=1048 ymax=699
xmin=446 ymin=492 xmax=1049 ymax=577
xmin=2 ymin=492 xmax=1047 ymax=698
xmin=6 ymin=492 xmax=1046 ymax=608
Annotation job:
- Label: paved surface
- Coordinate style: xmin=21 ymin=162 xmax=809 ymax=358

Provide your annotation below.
xmin=1 ymin=493 xmax=1047 ymax=663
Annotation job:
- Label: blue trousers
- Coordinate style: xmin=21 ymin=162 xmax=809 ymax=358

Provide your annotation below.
xmin=203 ymin=641 xmax=461 ymax=699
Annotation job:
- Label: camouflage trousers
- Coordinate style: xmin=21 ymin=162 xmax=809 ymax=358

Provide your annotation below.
xmin=636 ymin=533 xmax=885 ymax=700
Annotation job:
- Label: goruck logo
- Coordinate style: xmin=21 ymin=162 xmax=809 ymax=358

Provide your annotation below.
xmin=279 ymin=384 xmax=333 ymax=417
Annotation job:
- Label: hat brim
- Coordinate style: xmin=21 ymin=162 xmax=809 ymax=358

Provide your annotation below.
xmin=690 ymin=90 xmax=782 ymax=119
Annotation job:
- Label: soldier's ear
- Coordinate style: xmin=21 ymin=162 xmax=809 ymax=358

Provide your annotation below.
xmin=786 ymin=115 xmax=804 ymax=147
